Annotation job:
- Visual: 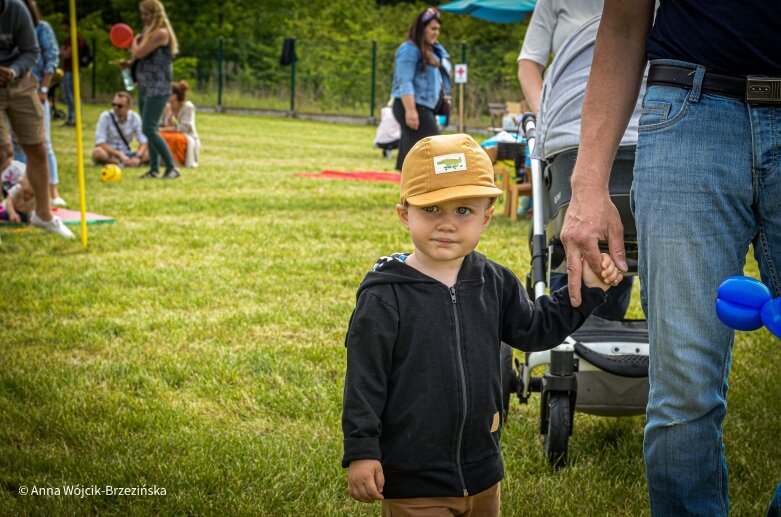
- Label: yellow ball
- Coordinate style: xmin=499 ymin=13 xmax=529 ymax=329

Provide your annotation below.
xmin=100 ymin=164 xmax=123 ymax=182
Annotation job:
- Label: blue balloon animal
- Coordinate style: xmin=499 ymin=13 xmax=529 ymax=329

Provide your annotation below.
xmin=716 ymin=276 xmax=781 ymax=339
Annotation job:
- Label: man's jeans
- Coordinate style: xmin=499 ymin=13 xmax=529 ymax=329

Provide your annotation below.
xmin=632 ymin=59 xmax=781 ymax=516
xmin=62 ymin=71 xmax=74 ymax=123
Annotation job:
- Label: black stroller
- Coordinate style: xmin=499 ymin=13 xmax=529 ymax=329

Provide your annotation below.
xmin=502 ymin=16 xmax=650 ymax=467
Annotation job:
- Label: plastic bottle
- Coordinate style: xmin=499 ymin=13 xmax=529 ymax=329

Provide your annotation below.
xmin=121 ymin=69 xmax=134 ymax=91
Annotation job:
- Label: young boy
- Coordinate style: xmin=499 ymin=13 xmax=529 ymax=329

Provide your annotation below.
xmin=341 ymin=134 xmax=622 ymax=515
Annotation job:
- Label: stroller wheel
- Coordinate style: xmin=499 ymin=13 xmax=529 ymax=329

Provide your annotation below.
xmin=500 ymin=343 xmax=517 ymax=420
xmin=544 ymin=392 xmax=571 ymax=468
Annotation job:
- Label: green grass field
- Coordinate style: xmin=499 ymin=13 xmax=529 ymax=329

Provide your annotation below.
xmin=1 ymin=106 xmax=779 ymax=516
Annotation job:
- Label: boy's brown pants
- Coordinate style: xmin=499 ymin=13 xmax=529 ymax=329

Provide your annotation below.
xmin=381 ymin=483 xmax=500 ymax=517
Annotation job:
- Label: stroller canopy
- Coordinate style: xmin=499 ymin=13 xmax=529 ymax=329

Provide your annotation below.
xmin=535 ymin=15 xmax=648 ymax=160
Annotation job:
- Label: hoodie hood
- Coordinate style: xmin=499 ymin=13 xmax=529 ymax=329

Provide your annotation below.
xmin=356 ymin=252 xmax=488 ymax=296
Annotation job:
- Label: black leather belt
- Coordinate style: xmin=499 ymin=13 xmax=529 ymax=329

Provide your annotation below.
xmin=648 ymin=64 xmax=781 ymax=105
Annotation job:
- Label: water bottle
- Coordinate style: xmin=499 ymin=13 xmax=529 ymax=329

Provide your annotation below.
xmin=121 ymin=68 xmax=134 ymax=91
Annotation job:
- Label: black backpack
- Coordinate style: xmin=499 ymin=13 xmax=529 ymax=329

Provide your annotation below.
xmin=79 ymin=41 xmax=93 ymax=68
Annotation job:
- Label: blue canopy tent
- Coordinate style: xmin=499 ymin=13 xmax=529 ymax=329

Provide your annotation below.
xmin=439 ymin=0 xmax=536 ymax=23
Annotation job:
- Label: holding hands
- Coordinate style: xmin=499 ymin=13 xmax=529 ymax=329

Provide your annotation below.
xmin=561 ymin=184 xmax=628 ymax=305
xmin=582 ymin=253 xmax=623 ymax=292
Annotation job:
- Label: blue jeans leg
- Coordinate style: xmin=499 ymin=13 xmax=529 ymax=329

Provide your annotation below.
xmin=633 ymin=60 xmax=781 ymax=516
xmin=63 ymin=72 xmax=74 ymax=123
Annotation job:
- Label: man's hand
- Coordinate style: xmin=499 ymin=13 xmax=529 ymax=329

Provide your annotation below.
xmin=126 ymin=155 xmax=140 ymax=167
xmin=560 ymin=185 xmax=627 ymax=307
xmin=347 ymin=459 xmax=385 ymax=503
xmin=0 ymin=67 xmax=14 ymax=86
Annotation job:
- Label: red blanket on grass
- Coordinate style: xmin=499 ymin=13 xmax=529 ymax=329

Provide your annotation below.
xmin=296 ymin=170 xmax=400 ymax=183
xmin=0 ymin=208 xmax=114 ymax=226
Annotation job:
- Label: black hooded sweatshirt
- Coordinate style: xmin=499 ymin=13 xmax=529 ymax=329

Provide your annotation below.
xmin=342 ymin=251 xmax=606 ymax=499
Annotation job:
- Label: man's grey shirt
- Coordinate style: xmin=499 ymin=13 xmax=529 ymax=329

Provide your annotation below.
xmin=0 ymin=0 xmax=40 ymax=80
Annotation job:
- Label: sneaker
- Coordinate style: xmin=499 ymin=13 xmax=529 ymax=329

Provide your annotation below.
xmin=139 ymin=169 xmax=160 ymax=179
xmin=51 ymin=196 xmax=67 ymax=207
xmin=30 ymin=212 xmax=75 ymax=239
xmin=161 ymin=167 xmax=180 ymax=180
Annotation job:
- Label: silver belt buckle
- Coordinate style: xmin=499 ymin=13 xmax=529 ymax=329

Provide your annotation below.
xmin=746 ymin=76 xmax=781 ymax=104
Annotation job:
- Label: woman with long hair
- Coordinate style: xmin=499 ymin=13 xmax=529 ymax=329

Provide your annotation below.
xmin=131 ymin=0 xmax=180 ymax=179
xmin=391 ymin=7 xmax=451 ymax=170
xmin=160 ymin=80 xmax=200 ymax=167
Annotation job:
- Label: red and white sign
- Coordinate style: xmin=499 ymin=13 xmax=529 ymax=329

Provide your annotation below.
xmin=454 ymin=63 xmax=468 ymax=84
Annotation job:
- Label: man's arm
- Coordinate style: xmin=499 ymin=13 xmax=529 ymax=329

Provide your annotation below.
xmin=131 ymin=112 xmax=148 ymax=147
xmin=560 ymin=0 xmax=654 ymax=307
xmin=517 ymin=59 xmax=545 ymax=114
xmin=8 ymin=2 xmax=40 ymax=81
xmin=96 ymin=143 xmax=127 ymax=162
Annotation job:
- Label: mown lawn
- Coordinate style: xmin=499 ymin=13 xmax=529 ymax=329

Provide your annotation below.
xmin=1 ymin=106 xmax=778 ymax=516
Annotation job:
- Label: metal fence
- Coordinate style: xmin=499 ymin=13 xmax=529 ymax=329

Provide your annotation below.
xmin=83 ymin=36 xmax=524 ymax=127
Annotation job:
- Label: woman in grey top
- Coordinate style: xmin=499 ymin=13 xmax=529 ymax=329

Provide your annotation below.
xmin=131 ymin=0 xmax=180 ymax=179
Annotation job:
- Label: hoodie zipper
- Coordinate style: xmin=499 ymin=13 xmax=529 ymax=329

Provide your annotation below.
xmin=449 ymin=286 xmax=469 ymax=497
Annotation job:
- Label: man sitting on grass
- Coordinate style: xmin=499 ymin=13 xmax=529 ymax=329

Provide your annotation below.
xmin=92 ymin=92 xmax=148 ymax=168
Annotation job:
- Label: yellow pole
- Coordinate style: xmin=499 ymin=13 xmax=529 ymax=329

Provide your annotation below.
xmin=69 ymin=0 xmax=88 ymax=248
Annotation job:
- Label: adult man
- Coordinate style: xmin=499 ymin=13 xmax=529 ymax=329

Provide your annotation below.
xmin=0 ymin=0 xmax=73 ymax=239
xmin=560 ymin=1 xmax=781 ymax=515
xmin=92 ymin=92 xmax=148 ymax=167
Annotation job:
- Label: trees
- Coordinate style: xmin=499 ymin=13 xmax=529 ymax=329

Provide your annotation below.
xmin=38 ymin=0 xmax=529 ymax=116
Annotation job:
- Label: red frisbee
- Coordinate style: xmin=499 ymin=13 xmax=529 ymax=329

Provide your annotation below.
xmin=109 ymin=23 xmax=134 ymax=49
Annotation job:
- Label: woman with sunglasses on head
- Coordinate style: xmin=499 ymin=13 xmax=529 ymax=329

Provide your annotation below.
xmin=130 ymin=0 xmax=180 ymax=179
xmin=391 ymin=7 xmax=451 ymax=171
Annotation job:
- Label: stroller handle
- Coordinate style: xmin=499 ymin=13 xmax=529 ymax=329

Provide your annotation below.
xmin=522 ymin=113 xmax=537 ymax=142
xmin=521 ymin=113 xmax=548 ymax=300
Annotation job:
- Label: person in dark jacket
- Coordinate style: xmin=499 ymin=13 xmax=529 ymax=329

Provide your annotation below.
xmin=342 ymin=133 xmax=622 ymax=515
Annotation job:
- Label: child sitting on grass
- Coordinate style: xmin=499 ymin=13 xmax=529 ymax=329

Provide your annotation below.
xmin=341 ymin=133 xmax=622 ymax=516
xmin=0 ymin=160 xmax=34 ymax=224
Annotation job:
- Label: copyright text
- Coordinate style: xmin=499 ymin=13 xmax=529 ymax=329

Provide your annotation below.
xmin=17 ymin=484 xmax=167 ymax=497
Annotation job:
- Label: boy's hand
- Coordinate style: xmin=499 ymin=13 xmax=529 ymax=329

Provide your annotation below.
xmin=347 ymin=459 xmax=385 ymax=503
xmin=582 ymin=253 xmax=623 ymax=291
